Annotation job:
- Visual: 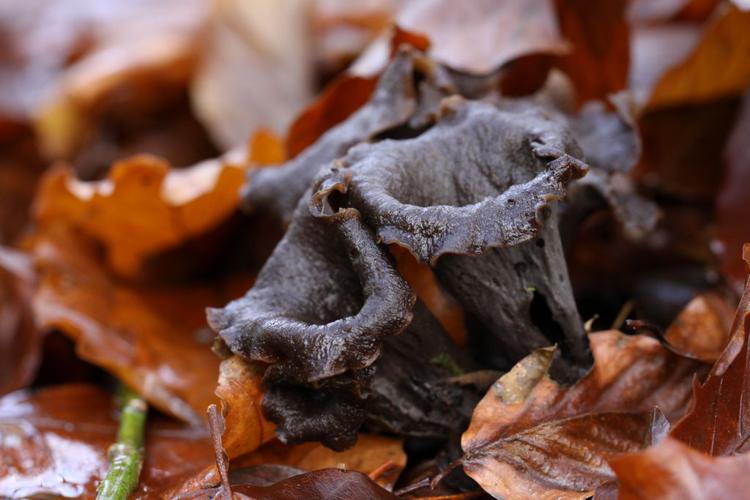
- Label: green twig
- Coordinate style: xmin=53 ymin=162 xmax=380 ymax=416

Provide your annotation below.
xmin=97 ymin=385 xmax=147 ymax=500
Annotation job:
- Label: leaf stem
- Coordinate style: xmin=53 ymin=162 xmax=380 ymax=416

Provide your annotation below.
xmin=97 ymin=385 xmax=147 ymax=500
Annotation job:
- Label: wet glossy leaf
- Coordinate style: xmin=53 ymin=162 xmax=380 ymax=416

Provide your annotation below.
xmin=0 ymin=384 xmax=213 ymax=498
xmin=663 ymin=292 xmax=735 ymax=362
xmin=30 ymin=226 xmax=251 ymax=424
xmin=460 ymin=331 xmax=702 ymax=499
xmin=169 ymin=433 xmax=406 ymax=497
xmin=0 ymin=247 xmax=39 ymax=395
xmin=669 ymin=245 xmax=750 ymax=454
xmin=611 ymin=436 xmax=750 ymax=500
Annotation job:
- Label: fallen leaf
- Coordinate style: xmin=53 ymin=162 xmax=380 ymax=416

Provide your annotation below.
xmin=215 ymin=355 xmax=275 ymax=460
xmin=284 ymin=74 xmax=377 ymax=158
xmin=249 ymin=129 xmax=286 ymax=166
xmin=191 ymin=0 xmax=314 ymax=148
xmin=630 ymin=3 xmax=750 ymax=110
xmin=0 ymin=384 xmax=214 ymax=499
xmin=30 ymin=226 xmax=250 ymax=424
xmin=718 ymin=89 xmax=750 ymax=284
xmin=229 ymin=469 xmax=398 ymax=499
xmin=0 ymin=247 xmax=40 ymax=395
xmin=391 ymin=245 xmax=467 ymax=346
xmin=555 ymin=0 xmax=631 ymax=103
xmin=669 ymin=244 xmax=750 ymax=454
xmin=611 ymin=436 xmax=750 ymax=500
xmin=663 ymin=292 xmax=735 ymax=362
xmin=168 ymin=433 xmax=406 ymax=496
xmin=460 ymin=330 xmax=703 ymax=499
xmin=34 ymin=151 xmax=247 ymax=278
xmin=352 ymin=0 xmax=569 ymax=76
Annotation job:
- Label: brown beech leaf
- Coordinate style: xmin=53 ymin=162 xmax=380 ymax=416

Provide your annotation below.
xmin=610 ymin=436 xmax=750 ymax=499
xmin=669 ymin=245 xmax=750 ymax=454
xmin=190 ymin=0 xmax=313 ymax=148
xmin=30 ymin=226 xmax=251 ymax=424
xmin=555 ymin=0 xmax=630 ymax=103
xmin=215 ymin=355 xmax=275 ymax=459
xmin=663 ymin=292 xmax=735 ymax=362
xmin=285 ymin=74 xmax=377 ymax=158
xmin=34 ymin=151 xmax=246 ymax=278
xmin=168 ymin=433 xmax=406 ymax=496
xmin=460 ymin=330 xmax=703 ymax=499
xmin=351 ymin=0 xmax=568 ymax=76
xmin=631 ymin=3 xmax=750 ymax=110
xmin=249 ymin=129 xmax=287 ymax=166
xmin=718 ymin=90 xmax=750 ymax=284
xmin=0 ymin=247 xmax=40 ymax=395
xmin=228 ymin=469 xmax=398 ymax=499
xmin=0 ymin=384 xmax=214 ymax=499
xmin=391 ymin=245 xmax=467 ymax=346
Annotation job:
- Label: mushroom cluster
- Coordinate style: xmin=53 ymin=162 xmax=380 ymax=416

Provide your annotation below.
xmin=208 ymin=47 xmax=657 ymax=450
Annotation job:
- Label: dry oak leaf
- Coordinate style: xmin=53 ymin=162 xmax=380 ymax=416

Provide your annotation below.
xmin=30 ymin=226 xmax=250 ymax=424
xmin=0 ymin=384 xmax=214 ymax=499
xmin=34 ymin=151 xmax=246 ymax=278
xmin=460 ymin=330 xmax=703 ymax=500
xmin=610 ymin=436 xmax=750 ymax=500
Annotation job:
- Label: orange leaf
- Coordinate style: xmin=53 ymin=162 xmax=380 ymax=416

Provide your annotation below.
xmin=34 ymin=152 xmax=246 ymax=278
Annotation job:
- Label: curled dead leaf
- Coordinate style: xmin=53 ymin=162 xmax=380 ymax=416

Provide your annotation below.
xmin=215 ymin=355 xmax=275 ymax=459
xmin=459 ymin=330 xmax=703 ymax=499
xmin=663 ymin=292 xmax=735 ymax=362
xmin=34 ymin=152 xmax=247 ymax=278
xmin=611 ymin=436 xmax=750 ymax=500
xmin=30 ymin=226 xmax=250 ymax=424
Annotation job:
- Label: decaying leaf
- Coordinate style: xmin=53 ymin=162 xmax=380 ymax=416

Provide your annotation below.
xmin=0 ymin=384 xmax=214 ymax=498
xmin=34 ymin=151 xmax=247 ymax=278
xmin=662 ymin=292 xmax=735 ymax=362
xmin=459 ymin=330 xmax=703 ymax=499
xmin=669 ymin=245 xmax=750 ymax=454
xmin=610 ymin=436 xmax=750 ymax=500
xmin=631 ymin=3 xmax=750 ymax=110
xmin=555 ymin=0 xmax=631 ymax=103
xmin=0 ymin=247 xmax=39 ymax=395
xmin=214 ymin=355 xmax=275 ymax=459
xmin=169 ymin=427 xmax=406 ymax=497
xmin=391 ymin=245 xmax=467 ymax=346
xmin=190 ymin=0 xmax=314 ymax=148
xmin=352 ymin=0 xmax=569 ymax=76
xmin=718 ymin=89 xmax=750 ymax=284
xmin=30 ymin=226 xmax=251 ymax=424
